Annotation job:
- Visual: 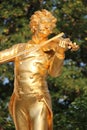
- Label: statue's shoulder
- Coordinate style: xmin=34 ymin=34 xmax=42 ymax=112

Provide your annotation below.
xmin=16 ymin=43 xmax=28 ymax=52
xmin=12 ymin=43 xmax=26 ymax=49
xmin=16 ymin=41 xmax=33 ymax=52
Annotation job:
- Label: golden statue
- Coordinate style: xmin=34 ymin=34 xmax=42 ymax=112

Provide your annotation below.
xmin=0 ymin=9 xmax=79 ymax=130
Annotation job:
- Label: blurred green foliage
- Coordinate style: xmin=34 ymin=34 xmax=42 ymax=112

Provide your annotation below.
xmin=0 ymin=0 xmax=87 ymax=129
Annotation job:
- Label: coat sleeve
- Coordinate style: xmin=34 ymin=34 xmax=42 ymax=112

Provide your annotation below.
xmin=0 ymin=44 xmax=19 ymax=64
xmin=48 ymin=52 xmax=65 ymax=77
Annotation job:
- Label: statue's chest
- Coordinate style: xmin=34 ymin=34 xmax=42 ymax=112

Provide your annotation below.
xmin=16 ymin=51 xmax=49 ymax=74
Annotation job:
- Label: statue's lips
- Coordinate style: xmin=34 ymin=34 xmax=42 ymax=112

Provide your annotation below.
xmin=39 ymin=30 xmax=51 ymax=35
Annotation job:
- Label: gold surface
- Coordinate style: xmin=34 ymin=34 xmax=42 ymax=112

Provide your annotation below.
xmin=0 ymin=9 xmax=79 ymax=130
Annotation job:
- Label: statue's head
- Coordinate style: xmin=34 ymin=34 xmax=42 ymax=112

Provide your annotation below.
xmin=29 ymin=9 xmax=57 ymax=37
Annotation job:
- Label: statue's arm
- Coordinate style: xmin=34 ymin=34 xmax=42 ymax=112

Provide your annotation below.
xmin=48 ymin=53 xmax=65 ymax=77
xmin=48 ymin=39 xmax=66 ymax=77
xmin=0 ymin=44 xmax=19 ymax=64
xmin=47 ymin=36 xmax=79 ymax=77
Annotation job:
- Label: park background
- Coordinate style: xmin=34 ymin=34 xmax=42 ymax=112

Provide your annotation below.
xmin=0 ymin=0 xmax=87 ymax=129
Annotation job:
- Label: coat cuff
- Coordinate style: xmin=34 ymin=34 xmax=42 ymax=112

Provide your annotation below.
xmin=55 ymin=52 xmax=65 ymax=59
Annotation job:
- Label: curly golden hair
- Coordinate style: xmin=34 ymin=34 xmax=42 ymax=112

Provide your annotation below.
xmin=29 ymin=9 xmax=57 ymax=33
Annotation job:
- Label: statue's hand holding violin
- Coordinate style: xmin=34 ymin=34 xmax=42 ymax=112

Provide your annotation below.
xmin=41 ymin=34 xmax=79 ymax=56
xmin=57 ymin=37 xmax=79 ymax=54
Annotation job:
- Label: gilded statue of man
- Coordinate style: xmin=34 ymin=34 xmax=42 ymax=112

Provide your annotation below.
xmin=0 ymin=9 xmax=78 ymax=130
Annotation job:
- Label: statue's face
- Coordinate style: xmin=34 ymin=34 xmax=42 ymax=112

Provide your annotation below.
xmin=36 ymin=19 xmax=54 ymax=38
xmin=38 ymin=24 xmax=52 ymax=36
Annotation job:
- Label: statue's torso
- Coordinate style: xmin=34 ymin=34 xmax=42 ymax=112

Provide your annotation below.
xmin=14 ymin=44 xmax=50 ymax=95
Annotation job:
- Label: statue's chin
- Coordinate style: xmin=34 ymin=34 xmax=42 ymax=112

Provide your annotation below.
xmin=38 ymin=31 xmax=51 ymax=38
